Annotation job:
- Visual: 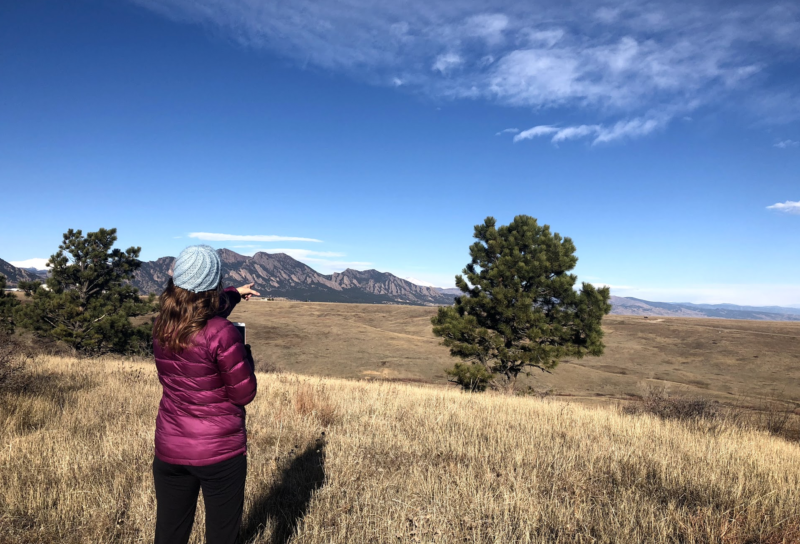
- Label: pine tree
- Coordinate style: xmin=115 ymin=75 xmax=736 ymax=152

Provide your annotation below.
xmin=0 ymin=275 xmax=20 ymax=334
xmin=432 ymin=215 xmax=611 ymax=391
xmin=14 ymin=228 xmax=155 ymax=354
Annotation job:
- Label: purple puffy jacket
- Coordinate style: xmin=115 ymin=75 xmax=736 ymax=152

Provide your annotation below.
xmin=153 ymin=287 xmax=258 ymax=466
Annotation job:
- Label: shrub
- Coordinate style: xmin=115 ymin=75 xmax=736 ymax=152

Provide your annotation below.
xmin=627 ymin=390 xmax=800 ymax=442
xmin=754 ymin=400 xmax=792 ymax=436
xmin=445 ymin=362 xmax=493 ymax=392
xmin=625 ymin=388 xmax=719 ymax=421
xmin=742 ymin=399 xmax=798 ymax=442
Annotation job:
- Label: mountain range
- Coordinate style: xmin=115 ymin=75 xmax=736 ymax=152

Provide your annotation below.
xmin=3 ymin=252 xmax=799 ymax=319
xmin=609 ymin=296 xmax=800 ymax=321
xmin=134 ymin=249 xmax=456 ymax=306
xmin=0 ymin=258 xmax=41 ymax=285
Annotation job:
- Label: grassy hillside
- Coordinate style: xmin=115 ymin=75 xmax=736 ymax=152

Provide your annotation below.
xmin=1 ymin=355 xmax=799 ymax=543
xmin=231 ymin=301 xmax=800 ymax=405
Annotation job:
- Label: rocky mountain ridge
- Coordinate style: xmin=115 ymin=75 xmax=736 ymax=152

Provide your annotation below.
xmin=8 ymin=250 xmax=797 ymax=319
xmin=0 ymin=258 xmax=40 ymax=286
xmin=133 ymin=249 xmax=455 ymax=306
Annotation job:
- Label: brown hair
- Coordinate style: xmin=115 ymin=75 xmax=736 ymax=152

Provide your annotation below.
xmin=153 ymin=278 xmax=221 ymax=352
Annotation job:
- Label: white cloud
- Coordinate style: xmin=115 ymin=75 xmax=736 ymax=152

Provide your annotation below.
xmin=767 ymin=200 xmax=800 ymax=214
xmin=461 ymin=13 xmax=509 ymax=45
xmin=552 ymin=124 xmax=601 ymax=143
xmin=515 ymin=114 xmax=667 ymax=145
xmin=775 ymin=139 xmax=800 ymax=148
xmin=432 ymin=52 xmax=463 ymax=74
xmin=404 ymin=277 xmax=439 ymax=287
xmin=188 ymin=232 xmax=322 ymax=242
xmin=520 ymin=29 xmax=565 ymax=48
xmin=513 ymin=125 xmax=558 ymax=141
xmin=128 ymin=1 xmax=799 ymax=127
xmin=495 ymin=127 xmax=519 ymax=135
xmin=388 ymin=270 xmax=458 ymax=289
xmin=595 ymin=7 xmax=621 ymax=24
xmin=593 ymin=116 xmax=663 ymax=143
xmin=10 ymin=258 xmax=49 ymax=270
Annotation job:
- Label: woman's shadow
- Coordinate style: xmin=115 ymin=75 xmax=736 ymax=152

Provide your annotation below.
xmin=241 ymin=439 xmax=326 ymax=544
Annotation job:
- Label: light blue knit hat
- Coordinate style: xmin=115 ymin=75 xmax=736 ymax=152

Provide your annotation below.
xmin=172 ymin=245 xmax=221 ymax=293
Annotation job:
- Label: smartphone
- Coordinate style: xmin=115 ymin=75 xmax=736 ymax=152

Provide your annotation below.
xmin=232 ymin=322 xmax=246 ymax=343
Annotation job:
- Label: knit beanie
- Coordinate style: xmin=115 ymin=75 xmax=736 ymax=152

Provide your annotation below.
xmin=172 ymin=245 xmax=221 ymax=293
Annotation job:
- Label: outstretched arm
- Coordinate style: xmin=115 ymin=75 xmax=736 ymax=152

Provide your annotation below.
xmin=217 ymin=283 xmax=261 ymax=318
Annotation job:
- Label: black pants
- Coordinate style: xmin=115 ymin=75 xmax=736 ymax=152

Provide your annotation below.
xmin=153 ymin=454 xmax=247 ymax=544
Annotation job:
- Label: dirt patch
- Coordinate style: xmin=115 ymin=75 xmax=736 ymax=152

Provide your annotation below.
xmin=594 ymin=365 xmax=629 ymax=375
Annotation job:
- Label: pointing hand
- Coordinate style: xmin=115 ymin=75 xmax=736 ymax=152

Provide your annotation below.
xmin=236 ymin=283 xmax=261 ymax=301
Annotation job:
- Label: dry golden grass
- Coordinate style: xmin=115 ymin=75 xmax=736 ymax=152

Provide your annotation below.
xmin=2 ymin=355 xmax=800 ymax=543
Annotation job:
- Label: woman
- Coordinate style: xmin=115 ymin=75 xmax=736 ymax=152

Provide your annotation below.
xmin=151 ymin=244 xmax=260 ymax=544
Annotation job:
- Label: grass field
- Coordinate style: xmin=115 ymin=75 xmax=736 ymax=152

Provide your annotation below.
xmin=2 ymin=355 xmax=800 ymax=543
xmin=231 ymin=301 xmax=800 ymax=405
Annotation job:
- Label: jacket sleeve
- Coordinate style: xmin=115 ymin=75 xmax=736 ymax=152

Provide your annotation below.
xmin=213 ymin=322 xmax=257 ymax=406
xmin=217 ymin=287 xmax=242 ymax=319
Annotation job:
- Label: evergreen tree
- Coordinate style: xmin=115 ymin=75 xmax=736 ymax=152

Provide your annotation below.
xmin=15 ymin=228 xmax=155 ymax=354
xmin=0 ymin=275 xmax=20 ymax=334
xmin=432 ymin=215 xmax=611 ymax=391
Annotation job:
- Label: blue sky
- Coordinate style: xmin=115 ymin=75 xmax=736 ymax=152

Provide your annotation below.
xmin=1 ymin=0 xmax=799 ymax=305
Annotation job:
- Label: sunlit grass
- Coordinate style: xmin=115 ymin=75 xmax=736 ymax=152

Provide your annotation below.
xmin=1 ymin=355 xmax=799 ymax=543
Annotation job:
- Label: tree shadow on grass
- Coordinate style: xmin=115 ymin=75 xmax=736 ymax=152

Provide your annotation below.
xmin=241 ymin=438 xmax=326 ymax=544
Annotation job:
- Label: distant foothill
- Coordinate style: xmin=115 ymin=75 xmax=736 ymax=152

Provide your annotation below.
xmin=2 ymin=255 xmax=799 ymax=320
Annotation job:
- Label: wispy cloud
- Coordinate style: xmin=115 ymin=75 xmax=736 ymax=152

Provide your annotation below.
xmin=388 ymin=270 xmax=459 ymax=289
xmin=513 ymin=114 xmax=666 ymax=144
xmin=130 ymin=0 xmax=800 ymax=142
xmin=188 ymin=232 xmax=322 ymax=243
xmin=767 ymin=200 xmax=800 ymax=214
xmin=404 ymin=277 xmax=438 ymax=287
xmin=432 ymin=52 xmax=463 ymax=74
xmin=10 ymin=258 xmax=49 ymax=270
xmin=775 ymin=139 xmax=800 ymax=148
xmin=514 ymin=125 xmax=558 ymax=141
xmin=495 ymin=127 xmax=519 ymax=136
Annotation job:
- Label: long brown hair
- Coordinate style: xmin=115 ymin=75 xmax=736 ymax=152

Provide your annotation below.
xmin=153 ymin=278 xmax=221 ymax=352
